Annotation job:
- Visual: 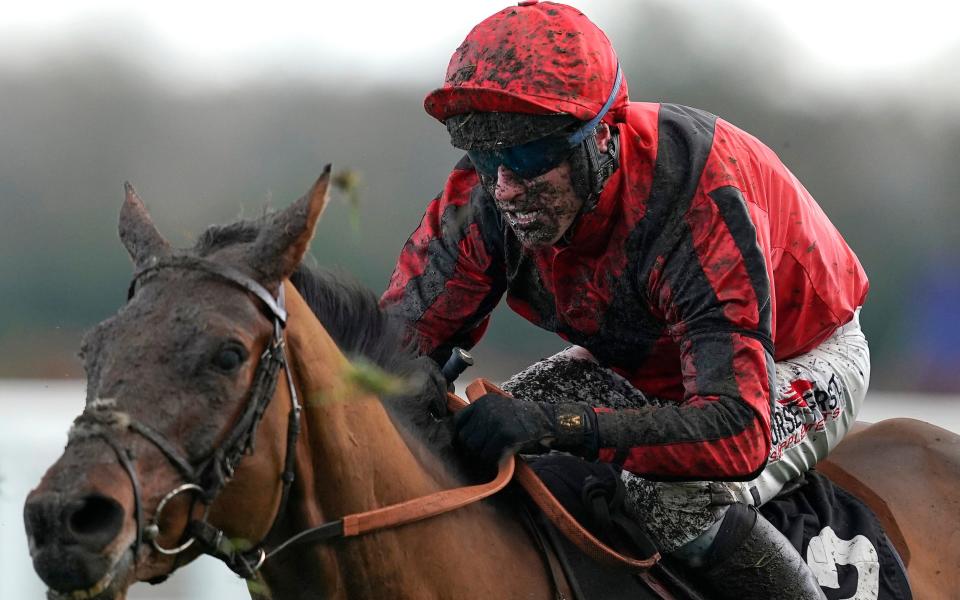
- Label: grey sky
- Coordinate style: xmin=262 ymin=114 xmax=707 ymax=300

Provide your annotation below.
xmin=2 ymin=0 xmax=958 ymax=97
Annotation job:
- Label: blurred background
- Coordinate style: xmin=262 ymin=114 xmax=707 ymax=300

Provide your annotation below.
xmin=1 ymin=0 xmax=958 ymax=597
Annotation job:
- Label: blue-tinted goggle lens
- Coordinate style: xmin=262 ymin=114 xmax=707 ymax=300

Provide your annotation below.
xmin=467 ymin=134 xmax=578 ymax=181
xmin=465 ymin=64 xmax=624 ymax=182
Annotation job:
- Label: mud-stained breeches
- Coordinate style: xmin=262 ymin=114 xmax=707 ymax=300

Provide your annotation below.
xmin=502 ymin=310 xmax=870 ymax=553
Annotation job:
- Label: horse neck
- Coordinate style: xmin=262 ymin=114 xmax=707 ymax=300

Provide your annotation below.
xmin=281 ymin=282 xmax=445 ymax=512
xmin=263 ymin=282 xmax=552 ymax=600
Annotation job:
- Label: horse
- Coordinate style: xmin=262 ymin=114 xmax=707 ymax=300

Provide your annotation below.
xmin=22 ymin=170 xmax=580 ymax=600
xmin=23 ymin=169 xmax=960 ymax=599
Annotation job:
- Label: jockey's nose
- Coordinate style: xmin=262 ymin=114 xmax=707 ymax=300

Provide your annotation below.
xmin=493 ymin=165 xmax=526 ymax=205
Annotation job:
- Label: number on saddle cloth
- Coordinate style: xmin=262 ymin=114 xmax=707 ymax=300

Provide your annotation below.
xmin=759 ymin=471 xmax=912 ymax=600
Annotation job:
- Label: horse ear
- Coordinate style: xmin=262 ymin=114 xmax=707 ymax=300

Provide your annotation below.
xmin=119 ymin=182 xmax=171 ymax=267
xmin=249 ymin=166 xmax=331 ymax=282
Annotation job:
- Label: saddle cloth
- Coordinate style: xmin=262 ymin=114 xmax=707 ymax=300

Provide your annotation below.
xmin=760 ymin=470 xmax=912 ymax=600
xmin=530 ymin=457 xmax=911 ymax=599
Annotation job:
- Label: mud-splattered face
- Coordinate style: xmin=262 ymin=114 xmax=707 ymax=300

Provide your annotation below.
xmin=487 ymin=161 xmax=583 ymax=249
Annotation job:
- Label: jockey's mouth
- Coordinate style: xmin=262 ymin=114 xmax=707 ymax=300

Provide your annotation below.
xmin=504 ymin=208 xmax=542 ymax=228
xmin=499 ymin=192 xmax=582 ymax=247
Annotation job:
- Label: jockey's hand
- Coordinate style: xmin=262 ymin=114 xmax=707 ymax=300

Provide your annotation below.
xmin=454 ymin=393 xmax=599 ymax=464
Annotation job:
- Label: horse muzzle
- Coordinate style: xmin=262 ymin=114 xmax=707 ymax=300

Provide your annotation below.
xmin=24 ymin=490 xmax=133 ymax=599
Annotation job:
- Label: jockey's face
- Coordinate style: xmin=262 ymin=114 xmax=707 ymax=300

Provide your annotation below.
xmin=492 ymin=161 xmax=583 ymax=248
xmin=488 ymin=125 xmax=610 ymax=249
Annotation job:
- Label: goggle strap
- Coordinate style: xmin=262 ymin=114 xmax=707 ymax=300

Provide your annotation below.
xmin=567 ymin=63 xmax=623 ymax=146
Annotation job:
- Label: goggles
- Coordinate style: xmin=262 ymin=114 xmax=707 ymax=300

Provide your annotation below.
xmin=468 ymin=135 xmax=579 ymax=180
xmin=466 ymin=64 xmax=622 ymax=181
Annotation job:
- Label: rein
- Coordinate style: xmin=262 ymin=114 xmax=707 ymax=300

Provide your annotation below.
xmin=79 ymin=255 xmax=658 ymax=584
xmin=217 ymin=385 xmax=659 ymax=575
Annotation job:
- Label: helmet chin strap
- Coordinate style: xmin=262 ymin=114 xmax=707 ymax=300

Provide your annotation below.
xmin=584 ymin=125 xmax=620 ymax=202
xmin=561 ymin=126 xmax=620 ymax=244
xmin=563 ymin=62 xmax=623 ymax=229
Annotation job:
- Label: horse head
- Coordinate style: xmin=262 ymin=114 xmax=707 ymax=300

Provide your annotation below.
xmin=23 ymin=169 xmax=332 ymax=599
xmin=24 ymin=165 xmax=561 ymax=600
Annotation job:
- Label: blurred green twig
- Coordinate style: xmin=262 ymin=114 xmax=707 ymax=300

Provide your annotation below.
xmin=306 ymin=357 xmax=414 ymax=407
xmin=332 ymin=169 xmax=363 ymax=234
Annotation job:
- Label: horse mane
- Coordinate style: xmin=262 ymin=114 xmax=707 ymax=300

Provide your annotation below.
xmin=195 ymin=219 xmax=417 ymax=370
xmin=288 ymin=266 xmax=414 ymax=373
xmin=195 ymin=221 xmax=260 ymax=252
xmin=193 ymin=218 xmax=458 ymax=461
xmin=287 ymin=266 xmax=460 ymax=465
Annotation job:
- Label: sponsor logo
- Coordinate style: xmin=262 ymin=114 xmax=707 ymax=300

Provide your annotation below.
xmin=818 ymin=374 xmax=843 ymax=420
xmin=770 ymin=374 xmax=844 ymax=460
xmin=778 ymin=378 xmax=813 ymax=407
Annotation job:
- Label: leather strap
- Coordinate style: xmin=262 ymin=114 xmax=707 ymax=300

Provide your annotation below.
xmin=99 ymin=434 xmax=145 ymax=560
xmin=341 ymin=453 xmax=515 ymax=536
xmin=130 ymin=255 xmax=286 ymax=323
xmin=518 ymin=501 xmax=581 ymax=600
xmin=210 ymin=377 xmax=660 ymax=579
xmin=262 ymin=392 xmax=516 ymax=560
xmin=463 ymin=378 xmax=660 ymax=571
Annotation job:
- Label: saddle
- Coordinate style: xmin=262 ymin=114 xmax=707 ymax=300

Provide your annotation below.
xmin=521 ymin=456 xmax=912 ymax=600
xmin=462 ymin=378 xmax=704 ymax=600
xmin=462 ymin=379 xmax=912 ymax=600
xmin=521 ymin=453 xmax=711 ymax=600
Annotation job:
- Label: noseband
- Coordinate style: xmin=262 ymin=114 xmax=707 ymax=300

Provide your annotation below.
xmin=72 ymin=255 xmax=301 ymax=579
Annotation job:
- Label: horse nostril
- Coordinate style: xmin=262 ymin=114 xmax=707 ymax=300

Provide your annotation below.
xmin=64 ymin=495 xmax=125 ymax=551
xmin=24 ymin=496 xmax=60 ymax=548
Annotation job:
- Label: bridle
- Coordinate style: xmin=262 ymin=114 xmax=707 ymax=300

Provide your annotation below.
xmin=74 ymin=254 xmax=517 ymax=583
xmin=73 ymin=254 xmax=302 ymax=579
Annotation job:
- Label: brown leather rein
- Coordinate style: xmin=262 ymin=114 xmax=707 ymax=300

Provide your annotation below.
xmin=461 ymin=379 xmax=661 ymax=571
xmin=255 ymin=378 xmax=660 ymax=573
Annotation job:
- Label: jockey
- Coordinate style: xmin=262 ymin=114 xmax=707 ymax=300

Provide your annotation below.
xmin=381 ymin=2 xmax=869 ymax=598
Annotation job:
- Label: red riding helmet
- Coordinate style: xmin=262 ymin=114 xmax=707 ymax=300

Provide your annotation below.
xmin=424 ymin=1 xmax=629 ymax=123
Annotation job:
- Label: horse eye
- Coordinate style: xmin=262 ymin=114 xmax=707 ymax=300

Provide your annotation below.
xmin=212 ymin=344 xmax=247 ymax=372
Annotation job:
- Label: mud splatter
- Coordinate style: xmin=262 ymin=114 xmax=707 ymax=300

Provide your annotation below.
xmin=490 ymin=163 xmax=583 ymax=248
xmin=502 ymin=353 xmax=648 ymax=409
xmin=502 ymin=351 xmax=735 ymax=553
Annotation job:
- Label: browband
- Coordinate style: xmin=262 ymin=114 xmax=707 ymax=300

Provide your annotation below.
xmin=128 ymin=255 xmax=287 ymax=325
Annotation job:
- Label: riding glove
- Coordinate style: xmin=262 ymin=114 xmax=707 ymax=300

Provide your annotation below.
xmin=454 ymin=392 xmax=599 ymax=463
